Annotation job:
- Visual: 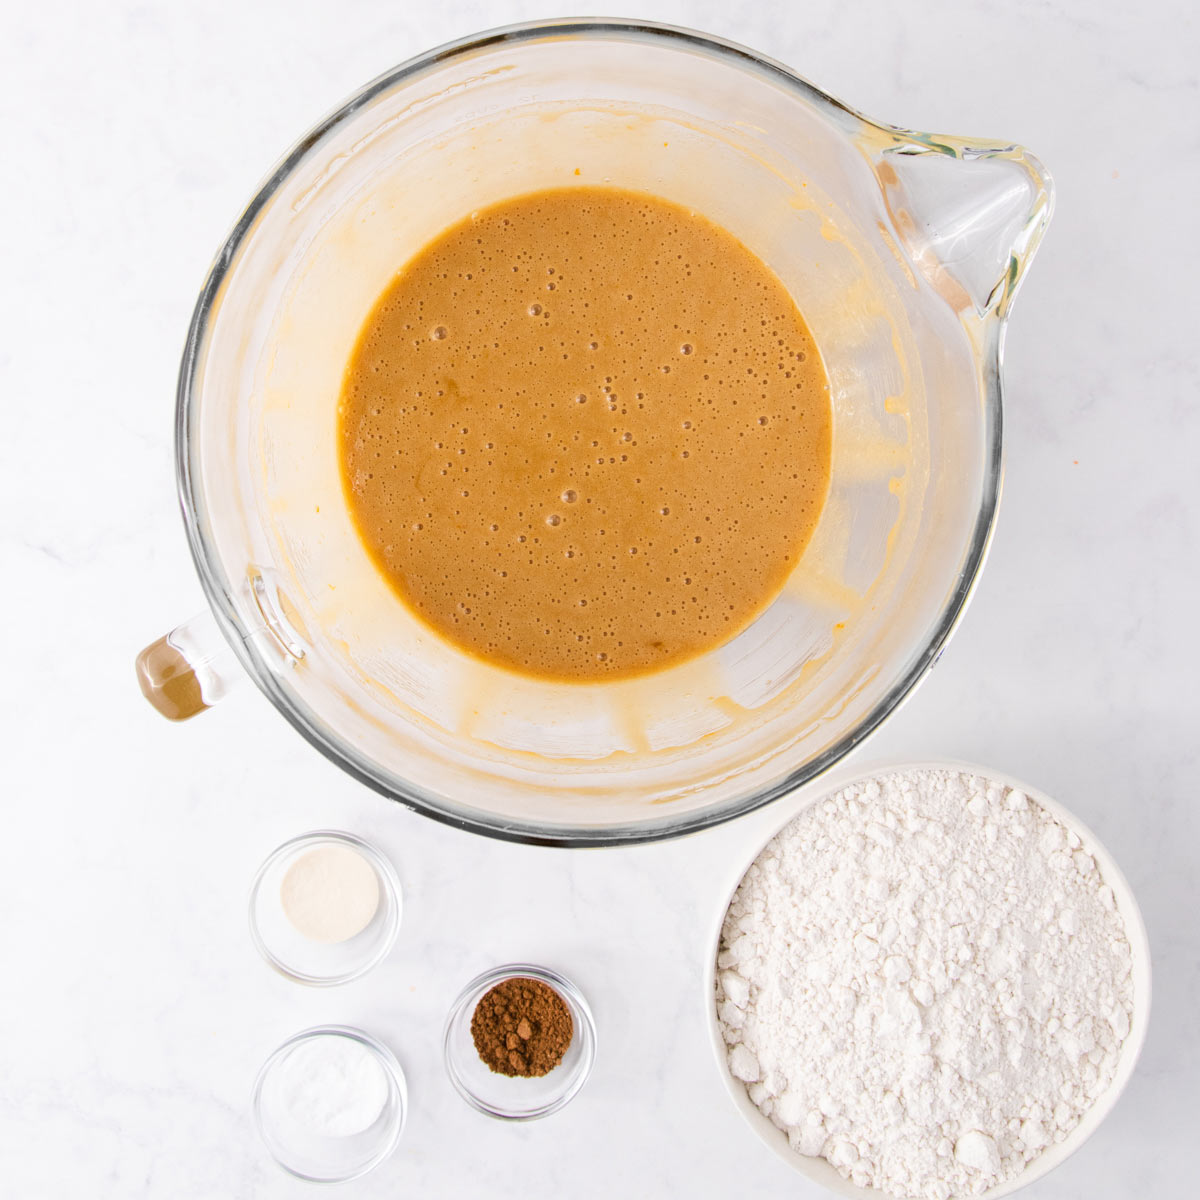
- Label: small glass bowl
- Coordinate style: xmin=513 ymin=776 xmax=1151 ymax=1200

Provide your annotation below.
xmin=249 ymin=830 xmax=401 ymax=985
xmin=253 ymin=1025 xmax=407 ymax=1182
xmin=443 ymin=963 xmax=596 ymax=1121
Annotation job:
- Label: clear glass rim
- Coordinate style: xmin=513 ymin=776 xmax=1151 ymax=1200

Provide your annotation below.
xmin=441 ymin=962 xmax=597 ymax=1120
xmin=176 ymin=17 xmax=1005 ymax=847
xmin=251 ymin=1024 xmax=407 ymax=1183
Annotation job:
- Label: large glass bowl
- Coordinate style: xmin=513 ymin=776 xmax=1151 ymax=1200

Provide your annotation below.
xmin=137 ymin=19 xmax=1052 ymax=844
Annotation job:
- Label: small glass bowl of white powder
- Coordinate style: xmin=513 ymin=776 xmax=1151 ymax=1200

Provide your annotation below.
xmin=253 ymin=1025 xmax=406 ymax=1182
xmin=249 ymin=830 xmax=401 ymax=985
xmin=707 ymin=762 xmax=1151 ymax=1200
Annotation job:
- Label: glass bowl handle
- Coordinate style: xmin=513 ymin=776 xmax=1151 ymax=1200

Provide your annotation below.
xmin=135 ymin=568 xmax=307 ymax=720
xmin=135 ymin=609 xmax=242 ymax=720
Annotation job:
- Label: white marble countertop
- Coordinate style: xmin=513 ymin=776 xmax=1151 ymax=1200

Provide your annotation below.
xmin=3 ymin=0 xmax=1196 ymax=1195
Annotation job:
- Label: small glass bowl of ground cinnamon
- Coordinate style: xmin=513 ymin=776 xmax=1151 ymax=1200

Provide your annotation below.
xmin=443 ymin=964 xmax=596 ymax=1120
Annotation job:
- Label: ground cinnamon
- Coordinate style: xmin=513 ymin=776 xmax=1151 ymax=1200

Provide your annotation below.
xmin=470 ymin=977 xmax=573 ymax=1077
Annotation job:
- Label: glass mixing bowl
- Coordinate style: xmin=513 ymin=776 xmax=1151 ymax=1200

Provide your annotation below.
xmin=136 ymin=19 xmax=1052 ymax=844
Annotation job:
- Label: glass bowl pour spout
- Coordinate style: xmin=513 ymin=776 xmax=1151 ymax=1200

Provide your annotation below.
xmin=863 ymin=125 xmax=1054 ymax=327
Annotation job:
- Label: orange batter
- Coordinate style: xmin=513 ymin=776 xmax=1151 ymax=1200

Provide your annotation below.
xmin=338 ymin=187 xmax=831 ymax=681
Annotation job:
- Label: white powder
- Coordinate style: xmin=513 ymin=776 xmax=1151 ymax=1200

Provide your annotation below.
xmin=280 ymin=844 xmax=380 ymax=943
xmin=271 ymin=1034 xmax=389 ymax=1138
xmin=716 ymin=769 xmax=1135 ymax=1199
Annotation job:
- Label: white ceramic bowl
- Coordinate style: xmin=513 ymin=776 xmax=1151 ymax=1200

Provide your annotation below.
xmin=705 ymin=760 xmax=1152 ymax=1200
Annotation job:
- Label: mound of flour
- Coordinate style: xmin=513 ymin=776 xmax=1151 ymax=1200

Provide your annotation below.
xmin=716 ymin=769 xmax=1135 ymax=1199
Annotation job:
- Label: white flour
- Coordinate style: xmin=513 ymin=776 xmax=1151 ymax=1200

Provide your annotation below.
xmin=716 ymin=769 xmax=1135 ymax=1199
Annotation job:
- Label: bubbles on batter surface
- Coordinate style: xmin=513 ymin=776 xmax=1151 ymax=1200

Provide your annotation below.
xmin=338 ymin=185 xmax=831 ymax=679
